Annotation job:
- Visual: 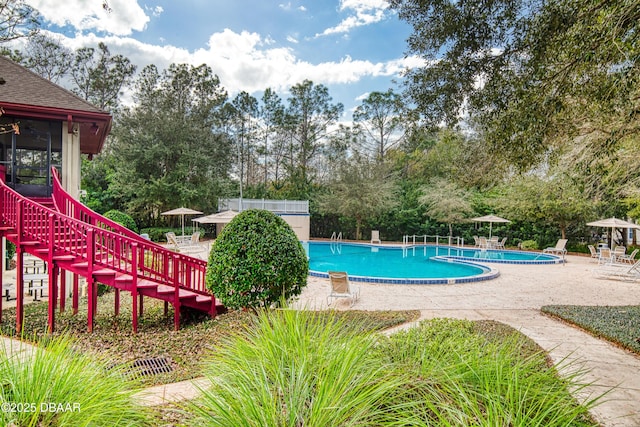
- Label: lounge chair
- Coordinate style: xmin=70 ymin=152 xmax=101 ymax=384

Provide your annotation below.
xmin=166 ymin=231 xmax=204 ymax=253
xmin=477 ymin=236 xmax=488 ymax=249
xmin=612 ymin=245 xmax=626 ymax=262
xmin=473 ymin=236 xmax=480 ymax=247
xmin=588 ymin=245 xmax=598 ymax=262
xmin=495 ymin=237 xmax=507 ymax=250
xmin=594 ymin=258 xmax=640 ymax=281
xmin=617 ymin=248 xmax=639 ymax=264
xmin=166 ymin=232 xmax=180 ymax=250
xmin=598 ymin=247 xmax=613 ymax=264
xmin=189 ymin=231 xmax=201 ymax=245
xmin=327 ymin=271 xmax=360 ymax=307
xmin=371 ymin=230 xmax=381 ymax=244
xmin=543 ymin=239 xmax=568 ymax=255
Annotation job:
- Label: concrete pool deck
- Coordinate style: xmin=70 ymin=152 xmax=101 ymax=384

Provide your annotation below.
xmin=293 ymin=253 xmax=640 ymax=427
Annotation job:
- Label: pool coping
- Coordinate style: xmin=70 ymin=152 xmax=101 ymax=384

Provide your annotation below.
xmin=307 ymin=242 xmax=563 ymax=284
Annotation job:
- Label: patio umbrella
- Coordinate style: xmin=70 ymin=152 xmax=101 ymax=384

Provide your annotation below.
xmin=192 ymin=210 xmax=238 ymax=224
xmin=586 ymin=217 xmax=640 ymax=248
xmin=161 ymin=207 xmax=203 ymax=237
xmin=471 ymin=214 xmax=511 ymax=238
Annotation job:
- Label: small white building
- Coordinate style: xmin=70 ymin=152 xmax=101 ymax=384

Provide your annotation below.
xmin=218 ymin=198 xmax=310 ymax=241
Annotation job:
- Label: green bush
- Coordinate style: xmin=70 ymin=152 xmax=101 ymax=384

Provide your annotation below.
xmin=206 ymin=209 xmax=308 ymax=310
xmin=188 ymin=314 xmax=599 ymax=426
xmin=519 ymin=239 xmax=539 ymax=250
xmin=103 ymin=210 xmax=139 ymax=233
xmin=189 ymin=309 xmax=404 ymax=426
xmin=378 ymin=319 xmax=599 ymax=426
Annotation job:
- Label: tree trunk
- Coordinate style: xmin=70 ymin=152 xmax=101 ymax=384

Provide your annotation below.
xmin=355 ymin=216 xmax=362 ymax=241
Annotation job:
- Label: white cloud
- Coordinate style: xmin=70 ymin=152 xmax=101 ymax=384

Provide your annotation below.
xmin=146 ymin=5 xmax=164 ymax=18
xmin=355 ymin=92 xmax=370 ymax=101
xmin=20 ymin=0 xmax=417 ymax=114
xmin=84 ymin=32 xmax=402 ymax=105
xmin=317 ymin=0 xmax=389 ymax=37
xmin=55 ymin=28 xmax=418 ymax=102
xmin=25 ymin=0 xmax=150 ymax=36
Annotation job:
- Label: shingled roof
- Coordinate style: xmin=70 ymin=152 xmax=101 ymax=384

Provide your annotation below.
xmin=0 ymin=56 xmax=112 ymax=155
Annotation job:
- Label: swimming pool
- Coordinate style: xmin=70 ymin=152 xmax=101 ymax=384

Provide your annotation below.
xmin=306 ymin=242 xmax=561 ymax=284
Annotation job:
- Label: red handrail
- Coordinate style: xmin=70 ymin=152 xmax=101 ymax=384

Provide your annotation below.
xmin=50 ymin=167 xmax=163 ymax=245
xmin=0 ymin=175 xmax=211 ymax=296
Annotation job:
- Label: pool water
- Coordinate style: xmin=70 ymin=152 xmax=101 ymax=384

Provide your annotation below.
xmin=306 ymin=242 xmax=560 ymax=284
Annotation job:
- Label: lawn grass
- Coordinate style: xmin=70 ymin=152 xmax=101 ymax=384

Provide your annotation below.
xmin=0 ymin=291 xmax=419 ymax=386
xmin=542 ymin=305 xmax=640 ymax=354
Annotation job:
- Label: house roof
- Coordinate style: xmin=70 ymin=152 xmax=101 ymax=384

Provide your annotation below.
xmin=0 ymin=56 xmax=112 ymax=155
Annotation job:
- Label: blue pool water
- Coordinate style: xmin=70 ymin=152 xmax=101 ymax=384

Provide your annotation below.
xmin=306 ymin=242 xmax=561 ymax=284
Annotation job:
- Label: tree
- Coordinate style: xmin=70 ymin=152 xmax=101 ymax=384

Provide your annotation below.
xmin=206 ymin=209 xmax=308 ymax=311
xmin=258 ymin=88 xmax=285 ymax=187
xmin=70 ymin=42 xmax=136 ymax=112
xmin=353 ymin=89 xmax=406 ymax=161
xmin=316 ymin=154 xmax=399 ymax=240
xmin=419 ymin=178 xmax=475 ymax=238
xmin=230 ymin=91 xmax=259 ymax=195
xmin=285 ymin=80 xmax=343 ymax=197
xmin=389 ymin=0 xmax=640 ymax=169
xmin=20 ymin=33 xmax=72 ymax=83
xmin=109 ymin=63 xmax=233 ymax=225
xmin=0 ymin=0 xmax=38 ymax=44
xmin=496 ymin=173 xmax=595 ymax=240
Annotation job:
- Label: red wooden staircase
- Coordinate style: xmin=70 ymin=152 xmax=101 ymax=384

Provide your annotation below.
xmin=0 ymin=169 xmax=220 ymax=333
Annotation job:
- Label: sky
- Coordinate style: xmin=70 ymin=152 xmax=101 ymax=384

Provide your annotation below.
xmin=20 ymin=0 xmax=423 ymax=120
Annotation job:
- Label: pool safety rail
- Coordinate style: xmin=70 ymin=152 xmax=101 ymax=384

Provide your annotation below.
xmin=403 ymin=234 xmax=465 ymax=247
xmin=330 ymin=231 xmax=343 ymax=241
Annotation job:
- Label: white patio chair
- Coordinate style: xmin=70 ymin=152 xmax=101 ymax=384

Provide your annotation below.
xmin=543 ymin=239 xmax=568 ymax=255
xmin=594 ymin=258 xmax=640 ymax=281
xmin=327 ymin=271 xmax=360 ymax=307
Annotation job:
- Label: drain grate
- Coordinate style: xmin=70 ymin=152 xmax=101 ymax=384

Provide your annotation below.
xmin=127 ymin=357 xmax=173 ymax=378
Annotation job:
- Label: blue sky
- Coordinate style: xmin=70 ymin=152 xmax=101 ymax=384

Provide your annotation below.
xmin=20 ymin=0 xmax=422 ymax=120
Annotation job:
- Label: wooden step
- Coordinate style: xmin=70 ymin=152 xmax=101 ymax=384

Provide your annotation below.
xmin=196 ymin=295 xmax=212 ymax=303
xmin=52 ymin=254 xmax=77 ymax=262
xmin=93 ymin=268 xmax=117 ymax=277
xmin=71 ymin=261 xmax=89 ymax=269
xmin=115 ymin=274 xmax=133 ymax=284
xmin=18 ymin=240 xmax=41 ymax=246
xmin=136 ymin=279 xmax=159 ymax=289
xmin=156 ymin=285 xmax=198 ymax=300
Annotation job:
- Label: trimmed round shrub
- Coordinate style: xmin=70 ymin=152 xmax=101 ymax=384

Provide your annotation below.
xmin=206 ymin=209 xmax=308 ymax=310
xmin=103 ymin=209 xmax=139 ymax=233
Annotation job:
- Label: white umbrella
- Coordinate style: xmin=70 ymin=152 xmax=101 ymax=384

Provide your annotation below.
xmin=471 ymin=214 xmax=511 ymax=238
xmin=161 ymin=207 xmax=203 ymax=237
xmin=586 ymin=217 xmax=640 ymax=248
xmin=193 ymin=210 xmax=238 ymax=224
